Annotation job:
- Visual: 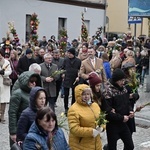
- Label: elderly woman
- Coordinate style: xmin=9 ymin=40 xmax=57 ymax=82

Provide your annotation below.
xmin=122 ymin=49 xmax=136 ymax=67
xmin=68 ymin=84 xmax=102 ymax=150
xmin=0 ymin=49 xmax=12 ymax=123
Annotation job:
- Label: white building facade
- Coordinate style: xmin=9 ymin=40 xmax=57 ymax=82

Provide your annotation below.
xmin=0 ymin=0 xmax=106 ymax=43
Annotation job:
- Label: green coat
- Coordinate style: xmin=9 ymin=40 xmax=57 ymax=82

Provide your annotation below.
xmin=8 ymin=71 xmax=41 ymax=135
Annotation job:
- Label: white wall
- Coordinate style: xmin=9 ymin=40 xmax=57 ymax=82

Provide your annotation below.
xmin=0 ymin=0 xmax=105 ymax=44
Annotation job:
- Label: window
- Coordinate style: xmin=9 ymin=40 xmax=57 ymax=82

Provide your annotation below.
xmin=84 ymin=20 xmax=90 ymax=34
xmin=26 ymin=14 xmax=31 ymax=42
xmin=58 ymin=18 xmax=67 ymax=31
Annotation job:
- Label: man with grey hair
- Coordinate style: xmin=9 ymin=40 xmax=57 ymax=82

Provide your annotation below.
xmin=29 ymin=63 xmax=41 ymax=74
xmin=40 ymin=53 xmax=58 ymax=111
xmin=52 ymin=49 xmax=64 ymax=105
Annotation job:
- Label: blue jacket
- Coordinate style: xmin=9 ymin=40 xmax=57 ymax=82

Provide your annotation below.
xmin=23 ymin=122 xmax=70 ymax=150
xmin=17 ymin=86 xmax=47 ymax=141
xmin=103 ymin=61 xmax=112 ymax=79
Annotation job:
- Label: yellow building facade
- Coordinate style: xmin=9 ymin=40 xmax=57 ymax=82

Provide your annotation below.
xmin=106 ymin=0 xmax=149 ymax=37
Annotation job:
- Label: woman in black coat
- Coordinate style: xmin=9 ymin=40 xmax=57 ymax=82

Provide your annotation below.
xmin=122 ymin=62 xmax=140 ymax=135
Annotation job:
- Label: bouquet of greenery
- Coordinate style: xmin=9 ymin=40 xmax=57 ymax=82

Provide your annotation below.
xmin=50 ymin=69 xmax=66 ymax=78
xmin=57 ymin=112 xmax=68 ymax=131
xmin=95 ymin=111 xmax=108 ymax=132
xmin=95 ymin=67 xmax=103 ymax=75
xmin=128 ymin=68 xmax=139 ymax=93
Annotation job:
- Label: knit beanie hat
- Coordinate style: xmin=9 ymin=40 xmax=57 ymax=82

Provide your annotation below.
xmin=112 ymin=68 xmax=125 ymax=82
xmin=88 ymin=72 xmax=101 ymax=87
xmin=68 ymin=48 xmax=76 ymax=56
xmin=26 ymin=48 xmax=33 ymax=55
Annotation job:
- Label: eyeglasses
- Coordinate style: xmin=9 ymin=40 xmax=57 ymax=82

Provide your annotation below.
xmin=29 ymin=79 xmax=37 ymax=83
xmin=29 ymin=77 xmax=37 ymax=83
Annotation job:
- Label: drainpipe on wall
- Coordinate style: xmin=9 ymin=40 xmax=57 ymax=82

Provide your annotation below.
xmin=103 ymin=0 xmax=108 ymax=37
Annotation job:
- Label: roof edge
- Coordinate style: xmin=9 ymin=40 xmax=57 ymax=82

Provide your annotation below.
xmin=39 ymin=0 xmax=105 ymax=9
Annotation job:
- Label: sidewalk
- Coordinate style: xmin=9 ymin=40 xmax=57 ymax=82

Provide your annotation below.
xmin=135 ymin=76 xmax=150 ymax=127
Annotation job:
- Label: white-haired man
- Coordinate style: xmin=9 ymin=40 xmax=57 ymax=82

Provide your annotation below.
xmin=40 ymin=53 xmax=58 ymax=111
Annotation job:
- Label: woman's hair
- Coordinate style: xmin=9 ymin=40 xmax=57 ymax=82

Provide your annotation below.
xmin=35 ymin=89 xmax=48 ymax=106
xmin=112 ymin=49 xmax=120 ymax=57
xmin=102 ymin=52 xmax=109 ymax=62
xmin=90 ymin=86 xmax=102 ymax=106
xmin=126 ymin=50 xmax=134 ymax=57
xmin=36 ymin=106 xmax=58 ymax=131
xmin=10 ymin=50 xmax=18 ymax=60
xmin=82 ymin=42 xmax=88 ymax=48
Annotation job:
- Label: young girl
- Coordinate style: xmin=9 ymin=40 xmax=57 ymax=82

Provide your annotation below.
xmin=88 ymin=72 xmax=102 ymax=107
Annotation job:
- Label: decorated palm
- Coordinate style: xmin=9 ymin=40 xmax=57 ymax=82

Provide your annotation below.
xmin=8 ymin=21 xmax=20 ymax=45
xmin=30 ymin=13 xmax=39 ymax=46
xmin=81 ymin=12 xmax=88 ymax=43
xmin=95 ymin=27 xmax=102 ymax=41
xmin=58 ymin=28 xmax=68 ymax=57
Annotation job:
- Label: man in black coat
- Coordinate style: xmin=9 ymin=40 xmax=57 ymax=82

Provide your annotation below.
xmin=35 ymin=48 xmax=45 ymax=64
xmin=17 ymin=49 xmax=36 ymax=75
xmin=62 ymin=48 xmax=81 ymax=114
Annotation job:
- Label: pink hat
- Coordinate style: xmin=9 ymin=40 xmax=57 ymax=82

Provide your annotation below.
xmin=88 ymin=72 xmax=101 ymax=87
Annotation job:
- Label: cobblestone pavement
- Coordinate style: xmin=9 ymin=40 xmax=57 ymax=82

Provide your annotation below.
xmin=0 ymin=88 xmax=150 ymax=150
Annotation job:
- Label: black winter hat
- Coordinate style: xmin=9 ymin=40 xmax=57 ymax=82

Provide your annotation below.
xmin=68 ymin=48 xmax=76 ymax=56
xmin=26 ymin=48 xmax=33 ymax=55
xmin=112 ymin=68 xmax=125 ymax=82
xmin=121 ymin=62 xmax=135 ymax=70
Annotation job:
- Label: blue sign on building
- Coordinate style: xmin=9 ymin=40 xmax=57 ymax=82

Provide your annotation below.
xmin=128 ymin=0 xmax=150 ymax=17
xmin=128 ymin=16 xmax=142 ymax=24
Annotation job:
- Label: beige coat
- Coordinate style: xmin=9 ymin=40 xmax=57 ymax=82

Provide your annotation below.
xmin=80 ymin=57 xmax=107 ymax=82
xmin=110 ymin=56 xmax=122 ymax=71
xmin=121 ymin=57 xmax=136 ymax=67
xmin=0 ymin=59 xmax=12 ymax=103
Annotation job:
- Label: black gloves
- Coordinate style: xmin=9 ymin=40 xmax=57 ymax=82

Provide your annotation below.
xmin=0 ymin=69 xmax=5 ymax=75
xmin=132 ymin=93 xmax=139 ymax=101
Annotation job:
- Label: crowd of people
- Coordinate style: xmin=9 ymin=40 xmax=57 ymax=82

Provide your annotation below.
xmin=0 ymin=32 xmax=149 ymax=150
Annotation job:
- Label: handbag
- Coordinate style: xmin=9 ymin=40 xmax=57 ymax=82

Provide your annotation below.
xmin=3 ymin=77 xmax=12 ymax=86
xmin=10 ymin=142 xmax=22 ymax=150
